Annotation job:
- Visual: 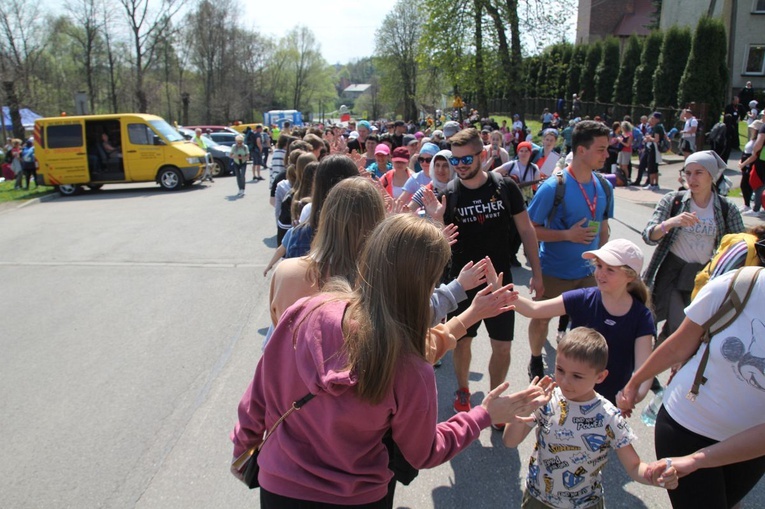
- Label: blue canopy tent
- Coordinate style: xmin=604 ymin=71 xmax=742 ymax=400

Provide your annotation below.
xmin=2 ymin=106 xmax=42 ymax=130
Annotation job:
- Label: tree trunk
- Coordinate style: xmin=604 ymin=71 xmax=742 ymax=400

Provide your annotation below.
xmin=181 ymin=92 xmax=190 ymax=126
xmin=484 ymin=1 xmax=512 ymax=99
xmin=3 ymin=81 xmax=24 ymax=139
xmin=473 ymin=0 xmax=488 ymax=117
xmin=505 ymin=0 xmax=522 ymax=110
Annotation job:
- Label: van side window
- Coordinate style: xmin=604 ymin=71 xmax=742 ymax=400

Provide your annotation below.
xmin=128 ymin=124 xmax=154 ymax=145
xmin=47 ymin=125 xmax=83 ymax=149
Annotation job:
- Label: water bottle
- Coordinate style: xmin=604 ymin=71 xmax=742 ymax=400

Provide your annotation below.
xmin=640 ymin=389 xmax=664 ymax=427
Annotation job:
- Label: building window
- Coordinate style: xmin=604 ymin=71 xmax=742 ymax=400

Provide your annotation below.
xmin=744 ymin=45 xmax=765 ymax=75
xmin=755 ymin=0 xmax=765 ymax=13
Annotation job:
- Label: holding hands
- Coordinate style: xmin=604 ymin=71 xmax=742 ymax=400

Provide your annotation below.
xmin=643 ymin=458 xmax=679 ymax=490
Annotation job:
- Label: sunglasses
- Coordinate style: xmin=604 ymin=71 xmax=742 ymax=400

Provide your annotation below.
xmin=756 ymin=239 xmax=765 ymax=265
xmin=448 ymin=152 xmax=481 ymax=166
xmin=418 ymin=156 xmax=433 ymax=163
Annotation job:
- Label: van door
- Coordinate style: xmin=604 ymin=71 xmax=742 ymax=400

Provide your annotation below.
xmin=41 ymin=120 xmax=89 ymax=185
xmin=122 ymin=122 xmax=164 ymax=181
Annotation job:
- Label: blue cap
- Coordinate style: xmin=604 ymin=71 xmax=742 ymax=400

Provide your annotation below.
xmin=419 ymin=143 xmax=440 ymax=157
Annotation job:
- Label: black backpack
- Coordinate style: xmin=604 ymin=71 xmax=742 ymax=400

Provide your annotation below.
xmin=278 ymin=192 xmax=294 ymax=227
xmin=444 ymin=171 xmax=516 ymax=232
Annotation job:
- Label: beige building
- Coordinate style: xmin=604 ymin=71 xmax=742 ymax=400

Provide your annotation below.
xmin=576 ymin=0 xmax=655 ymax=44
xmin=659 ymin=0 xmax=765 ymax=99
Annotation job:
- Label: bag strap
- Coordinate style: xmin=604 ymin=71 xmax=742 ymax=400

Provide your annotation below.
xmin=231 ymin=392 xmax=315 ymax=470
xmin=546 ymin=170 xmax=566 ymax=226
xmin=687 ymin=266 xmax=762 ymax=401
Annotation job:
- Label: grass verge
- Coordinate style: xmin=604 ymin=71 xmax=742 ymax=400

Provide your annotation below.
xmin=0 ymin=179 xmax=55 ymax=203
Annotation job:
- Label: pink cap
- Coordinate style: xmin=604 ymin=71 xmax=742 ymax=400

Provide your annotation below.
xmin=414 ymin=132 xmax=424 ymax=140
xmin=374 ymin=144 xmax=390 ymax=155
xmin=582 ymin=239 xmax=644 ymax=274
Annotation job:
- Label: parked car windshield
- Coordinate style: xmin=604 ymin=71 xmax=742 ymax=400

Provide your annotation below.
xmin=149 ymin=119 xmax=185 ymax=143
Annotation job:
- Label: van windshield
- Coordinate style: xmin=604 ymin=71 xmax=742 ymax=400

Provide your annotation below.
xmin=149 ymin=120 xmax=184 ymax=143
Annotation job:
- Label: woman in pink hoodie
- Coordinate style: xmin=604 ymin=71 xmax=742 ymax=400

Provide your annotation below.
xmin=232 ymin=214 xmax=550 ymax=507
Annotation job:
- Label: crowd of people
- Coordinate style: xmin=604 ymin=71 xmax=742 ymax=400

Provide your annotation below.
xmin=228 ymin=105 xmax=765 ymax=508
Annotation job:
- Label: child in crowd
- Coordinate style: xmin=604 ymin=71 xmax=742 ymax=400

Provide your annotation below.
xmin=505 ymin=239 xmax=655 ymax=406
xmin=503 ymin=328 xmax=678 ymax=509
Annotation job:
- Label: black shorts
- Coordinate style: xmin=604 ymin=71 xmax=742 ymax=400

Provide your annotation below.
xmin=251 ymin=149 xmax=262 ymax=165
xmin=447 ymin=270 xmax=514 ymax=342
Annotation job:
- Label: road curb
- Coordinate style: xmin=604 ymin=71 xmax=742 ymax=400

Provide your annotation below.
xmin=14 ymin=191 xmax=59 ymax=210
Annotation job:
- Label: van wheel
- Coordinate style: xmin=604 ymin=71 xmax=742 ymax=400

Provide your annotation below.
xmin=158 ymin=168 xmax=183 ymax=191
xmin=87 ymin=184 xmax=103 ymax=191
xmin=58 ymin=184 xmax=81 ymax=196
xmin=211 ymin=159 xmax=224 ymax=177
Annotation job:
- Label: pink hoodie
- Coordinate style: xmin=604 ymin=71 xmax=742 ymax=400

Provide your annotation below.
xmin=231 ymin=295 xmax=491 ymax=505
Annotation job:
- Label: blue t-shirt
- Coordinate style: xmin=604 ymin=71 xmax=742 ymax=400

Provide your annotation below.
xmin=527 ymin=171 xmax=614 ymax=279
xmin=402 ymin=171 xmax=431 ymax=195
xmin=562 ymin=287 xmax=655 ymax=405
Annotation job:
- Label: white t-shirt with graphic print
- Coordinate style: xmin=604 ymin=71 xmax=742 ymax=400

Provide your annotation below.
xmin=524 ymin=388 xmax=636 ymax=509
xmin=664 ymin=269 xmax=765 ymax=441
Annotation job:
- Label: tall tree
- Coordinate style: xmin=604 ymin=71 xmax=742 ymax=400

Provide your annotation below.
xmin=120 ymin=0 xmax=185 ymax=112
xmin=613 ymin=35 xmax=642 ymax=104
xmin=678 ymin=16 xmax=728 ymax=130
xmin=580 ymin=41 xmax=602 ymax=103
xmin=566 ymin=44 xmax=587 ymax=100
xmin=187 ymin=0 xmax=233 ymax=123
xmin=632 ymin=30 xmax=663 ymax=106
xmin=376 ymin=0 xmax=423 ymax=120
xmin=652 ymin=26 xmax=691 ymax=109
xmin=595 ymin=37 xmax=620 ymax=103
xmin=0 ymin=0 xmax=47 ymax=136
xmin=64 ymin=0 xmax=103 ymax=113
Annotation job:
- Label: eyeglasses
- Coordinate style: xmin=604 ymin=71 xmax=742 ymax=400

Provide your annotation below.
xmin=448 ymin=152 xmax=482 ymax=166
xmin=418 ymin=156 xmax=433 ymax=163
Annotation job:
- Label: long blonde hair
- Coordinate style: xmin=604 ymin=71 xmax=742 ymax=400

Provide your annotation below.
xmin=344 ymin=214 xmax=451 ymax=404
xmin=307 ymin=177 xmax=385 ymax=287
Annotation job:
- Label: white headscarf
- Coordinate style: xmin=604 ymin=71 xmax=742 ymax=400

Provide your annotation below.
xmin=431 ymin=149 xmax=455 ymax=193
xmin=685 ymin=150 xmax=727 ymax=182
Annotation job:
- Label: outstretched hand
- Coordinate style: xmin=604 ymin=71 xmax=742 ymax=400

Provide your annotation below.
xmin=421 ymin=187 xmax=446 ymax=222
xmin=482 ymin=381 xmax=548 ymax=426
xmin=469 ymin=283 xmax=518 ymax=321
xmin=456 ymin=258 xmax=486 ymax=291
xmin=515 ymin=376 xmax=556 ymax=423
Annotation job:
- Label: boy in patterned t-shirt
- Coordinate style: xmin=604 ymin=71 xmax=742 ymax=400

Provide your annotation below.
xmin=504 ymin=328 xmax=677 ymax=508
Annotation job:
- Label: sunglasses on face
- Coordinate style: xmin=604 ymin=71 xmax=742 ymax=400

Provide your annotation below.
xmin=418 ymin=156 xmax=433 ymax=163
xmin=448 ymin=152 xmax=481 ymax=166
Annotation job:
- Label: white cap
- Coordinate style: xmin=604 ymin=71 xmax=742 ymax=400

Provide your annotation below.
xmin=583 ymin=238 xmax=644 ymax=274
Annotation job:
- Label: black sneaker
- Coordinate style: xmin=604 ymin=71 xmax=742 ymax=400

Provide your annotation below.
xmin=528 ymin=355 xmax=545 ymax=381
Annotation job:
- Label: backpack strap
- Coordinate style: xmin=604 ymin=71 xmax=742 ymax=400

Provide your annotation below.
xmin=592 ymin=172 xmax=612 ymax=221
xmin=670 ymin=190 xmax=686 ymax=218
xmin=444 ymin=179 xmax=460 ymax=224
xmin=487 ymin=170 xmax=513 ymax=215
xmin=687 ymin=266 xmax=763 ymax=401
xmin=546 ymin=170 xmax=566 ymax=227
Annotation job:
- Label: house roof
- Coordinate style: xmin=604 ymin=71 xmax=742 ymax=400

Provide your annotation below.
xmin=343 ymin=84 xmax=371 ymax=93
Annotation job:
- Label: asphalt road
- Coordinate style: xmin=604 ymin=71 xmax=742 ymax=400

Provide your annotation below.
xmin=0 ymin=169 xmax=762 ymax=509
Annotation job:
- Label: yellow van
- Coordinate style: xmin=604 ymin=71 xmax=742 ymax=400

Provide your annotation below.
xmin=34 ymin=113 xmax=207 ymax=195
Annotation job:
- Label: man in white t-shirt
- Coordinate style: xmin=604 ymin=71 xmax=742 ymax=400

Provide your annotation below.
xmin=680 ymin=109 xmax=698 ymax=158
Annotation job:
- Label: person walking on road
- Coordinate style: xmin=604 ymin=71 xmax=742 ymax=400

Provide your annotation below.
xmin=230 ymin=135 xmax=249 ymax=197
xmin=642 ymin=150 xmax=744 ymax=343
xmin=426 ymin=127 xmax=543 ymax=422
xmin=525 ymin=120 xmax=614 ymax=381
